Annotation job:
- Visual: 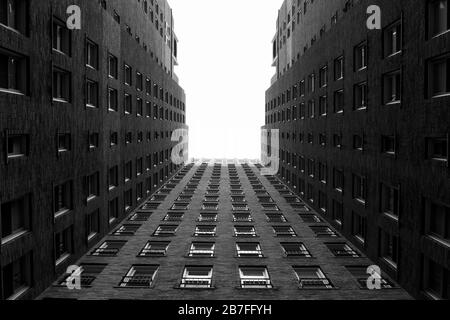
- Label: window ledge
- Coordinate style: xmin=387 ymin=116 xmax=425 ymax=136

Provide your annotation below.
xmin=54 ymin=209 xmax=71 ymax=219
xmin=430 ymin=29 xmax=450 ymax=40
xmin=55 ymin=253 xmax=70 ymax=267
xmin=0 ymin=88 xmax=26 ymax=96
xmin=426 ymin=235 xmax=450 ymax=249
xmin=1 ymin=230 xmax=29 ymax=246
xmin=52 ymin=98 xmax=69 ymax=104
xmin=6 ymin=286 xmax=30 ymax=301
xmin=431 ymin=93 xmax=450 ymax=99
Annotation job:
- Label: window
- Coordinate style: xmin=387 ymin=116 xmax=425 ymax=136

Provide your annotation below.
xmin=273 ymin=226 xmax=296 ymax=237
xmin=308 ymin=73 xmax=315 ymax=92
xmin=384 ymin=21 xmax=402 ymax=57
xmin=353 ymin=135 xmax=365 ymax=151
xmin=428 ymin=0 xmax=450 ymax=38
xmin=326 ymin=243 xmax=360 ymax=257
xmin=307 ymin=100 xmax=315 ymax=118
xmin=180 ymin=266 xmax=213 ymax=288
xmin=108 ymin=54 xmax=118 ymax=78
xmin=334 ymin=56 xmax=344 ymax=80
xmin=198 ymin=213 xmax=218 ymax=222
xmin=189 ymin=242 xmax=215 ymax=257
xmin=380 ymin=183 xmax=400 ymax=218
xmin=319 ymin=95 xmax=327 ymax=116
xmin=354 ymin=82 xmax=367 ymax=110
xmin=88 ymin=132 xmax=99 ymax=150
xmin=86 ymin=39 xmax=98 ymax=69
xmin=0 ymin=49 xmax=28 ymax=95
xmin=57 ymin=133 xmax=71 ymax=153
xmin=266 ymin=213 xmax=287 ymax=223
xmin=128 ymin=211 xmax=152 ymax=222
xmin=318 ymin=162 xmax=327 ymax=183
xmin=6 ymin=133 xmax=29 ymax=159
xmin=236 ymin=243 xmax=263 ymax=258
xmin=311 ymin=226 xmax=338 ymax=238
xmin=59 ymin=263 xmax=106 ymax=288
xmin=124 ymin=64 xmax=132 ymax=85
xmin=107 ymin=198 xmax=118 ymax=224
xmin=352 ymin=174 xmax=367 ymax=203
xmin=163 ymin=212 xmax=183 ymax=222
xmin=354 ymin=42 xmax=367 ymax=71
xmin=153 ymin=225 xmax=178 ymax=237
xmin=346 ymin=266 xmax=394 ymax=289
xmin=300 ymin=214 xmax=323 ymax=223
xmin=426 ymin=136 xmax=448 ymax=162
xmin=423 ymin=258 xmax=449 ymax=299
xmin=52 ymin=17 xmax=70 ymax=55
xmin=425 ymin=200 xmax=450 ymax=242
xmin=427 ymin=54 xmax=450 ymax=97
xmin=124 ymin=189 xmax=133 ymax=211
xmin=319 ymin=66 xmax=328 ymax=87
xmin=112 ymin=224 xmax=140 ymax=236
xmin=334 ymin=89 xmax=344 ymax=113
xmin=2 ymin=253 xmax=32 ymax=300
xmin=139 ymin=241 xmax=170 ymax=257
xmin=294 ymin=267 xmax=333 ymax=289
xmin=352 ymin=212 xmax=367 ymax=244
xmin=379 ymin=230 xmax=399 ymax=268
xmin=383 ymin=70 xmax=401 ymax=104
xmin=381 ymin=135 xmax=396 ymax=154
xmin=91 ymin=240 xmax=126 ymax=257
xmin=1 ymin=194 xmax=31 ymax=243
xmin=54 ymin=181 xmax=72 ymax=216
xmin=86 ymin=209 xmax=100 ymax=241
xmin=234 ymin=226 xmax=257 ymax=237
xmin=332 ymin=200 xmax=344 ymax=225
xmin=194 ymin=225 xmax=216 ymax=237
xmin=332 ymin=169 xmax=344 ymax=192
xmin=233 ymin=213 xmax=253 ymax=222
xmin=85 ymin=172 xmax=99 ymax=201
xmin=239 ymin=267 xmax=272 ymax=289
xmin=281 ymin=243 xmax=311 ymax=257
xmin=52 ymin=67 xmax=70 ymax=101
xmin=124 ymin=93 xmax=132 ymax=114
xmin=108 ymin=87 xmax=118 ymax=111
xmin=110 ymin=132 xmax=118 ymax=146
xmin=119 ymin=265 xmax=158 ymax=288
xmin=86 ymin=79 xmax=98 ymax=107
xmin=54 ymin=226 xmax=73 ymax=264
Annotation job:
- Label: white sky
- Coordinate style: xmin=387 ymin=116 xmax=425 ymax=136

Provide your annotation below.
xmin=170 ymin=0 xmax=284 ymax=160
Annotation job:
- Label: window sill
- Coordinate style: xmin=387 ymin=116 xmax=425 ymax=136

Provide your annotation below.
xmin=6 ymin=286 xmax=30 ymax=301
xmin=52 ymin=98 xmax=69 ymax=104
xmin=1 ymin=230 xmax=29 ymax=246
xmin=54 ymin=209 xmax=71 ymax=219
xmin=55 ymin=253 xmax=71 ymax=267
xmin=426 ymin=235 xmax=450 ymax=250
xmin=87 ymin=195 xmax=98 ymax=202
xmin=431 ymin=92 xmax=450 ymax=99
xmin=430 ymin=29 xmax=450 ymax=40
xmin=0 ymin=88 xmax=26 ymax=96
xmin=7 ymin=154 xmax=26 ymax=160
xmin=86 ymin=104 xmax=98 ymax=109
xmin=88 ymin=232 xmax=98 ymax=242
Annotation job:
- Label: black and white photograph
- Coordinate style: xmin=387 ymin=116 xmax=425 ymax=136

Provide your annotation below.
xmin=0 ymin=0 xmax=448 ymax=317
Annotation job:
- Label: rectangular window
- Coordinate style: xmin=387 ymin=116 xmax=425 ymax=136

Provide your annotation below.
xmin=236 ymin=242 xmax=263 ymax=258
xmin=91 ymin=240 xmax=126 ymax=257
xmin=326 ymin=243 xmax=360 ymax=257
xmin=2 ymin=252 xmax=32 ymax=300
xmin=319 ymin=66 xmax=328 ymax=87
xmin=1 ymin=194 xmax=31 ymax=243
xmin=352 ymin=212 xmax=367 ymax=244
xmin=381 ymin=135 xmax=396 ymax=154
xmin=124 ymin=93 xmax=132 ymax=114
xmin=194 ymin=225 xmax=216 ymax=237
xmin=139 ymin=241 xmax=170 ymax=257
xmin=189 ymin=242 xmax=215 ymax=257
xmin=6 ymin=133 xmax=29 ymax=159
xmin=108 ymin=53 xmax=118 ymax=79
xmin=334 ymin=89 xmax=344 ymax=113
xmin=354 ymin=42 xmax=367 ymax=71
xmin=353 ymin=134 xmax=365 ymax=151
xmin=380 ymin=183 xmax=400 ymax=218
xmin=234 ymin=226 xmax=257 ymax=237
xmin=347 ymin=266 xmax=394 ymax=289
xmin=86 ymin=209 xmax=100 ymax=241
xmin=112 ymin=224 xmax=140 ymax=236
xmin=354 ymin=82 xmax=368 ymax=110
xmin=427 ymin=55 xmax=450 ymax=97
xmin=425 ymin=200 xmax=450 ymax=242
xmin=180 ymin=266 xmax=213 ymax=289
xmin=273 ymin=226 xmax=297 ymax=237
xmin=54 ymin=226 xmax=73 ymax=264
xmin=108 ymin=198 xmax=119 ymax=223
xmin=52 ymin=17 xmax=70 ymax=55
xmin=2 ymin=49 xmax=29 ymax=95
xmin=333 ymin=168 xmax=344 ymax=192
xmin=379 ymin=230 xmax=399 ymax=268
xmin=311 ymin=226 xmax=338 ymax=238
xmin=352 ymin=174 xmax=367 ymax=203
xmin=308 ymin=73 xmax=315 ymax=93
xmin=164 ymin=212 xmax=184 ymax=222
xmin=86 ymin=39 xmax=98 ymax=69
xmin=153 ymin=225 xmax=178 ymax=237
xmin=108 ymin=88 xmax=118 ymax=111
xmin=294 ymin=266 xmax=333 ymax=289
xmin=57 ymin=133 xmax=71 ymax=153
xmin=54 ymin=181 xmax=72 ymax=216
xmin=281 ymin=242 xmax=311 ymax=257
xmin=124 ymin=64 xmax=132 ymax=86
xmin=86 ymin=79 xmax=98 ymax=107
xmin=86 ymin=172 xmax=99 ymax=201
xmin=334 ymin=56 xmax=344 ymax=80
xmin=426 ymin=136 xmax=448 ymax=162
xmin=233 ymin=212 xmax=253 ymax=222
xmin=383 ymin=70 xmax=401 ymax=104
xmin=52 ymin=68 xmax=71 ymax=102
xmin=136 ymin=72 xmax=143 ymax=91
xmin=319 ymin=95 xmax=327 ymax=116
xmin=266 ymin=213 xmax=287 ymax=223
xmin=239 ymin=266 xmax=272 ymax=289
xmin=119 ymin=265 xmax=158 ymax=288
xmin=384 ymin=21 xmax=402 ymax=57
xmin=198 ymin=213 xmax=218 ymax=222
xmin=428 ymin=0 xmax=450 ymax=38
xmin=332 ymin=200 xmax=343 ymax=225
xmin=423 ymin=258 xmax=450 ymax=299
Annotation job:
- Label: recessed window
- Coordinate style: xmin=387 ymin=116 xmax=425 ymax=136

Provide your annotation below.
xmin=194 ymin=225 xmax=216 ymax=237
xmin=52 ymin=17 xmax=70 ymax=55
xmin=352 ymin=174 xmax=367 ymax=204
xmin=128 ymin=211 xmax=152 ymax=222
xmin=124 ymin=64 xmax=132 ymax=86
xmin=294 ymin=266 xmax=334 ymax=289
xmin=108 ymin=166 xmax=118 ymax=190
xmin=88 ymin=132 xmax=99 ymax=150
xmin=273 ymin=226 xmax=297 ymax=237
xmin=423 ymin=258 xmax=449 ymax=299
xmin=354 ymin=42 xmax=367 ymax=71
xmin=86 ymin=79 xmax=98 ymax=108
xmin=427 ymin=0 xmax=450 ymax=38
xmin=353 ymin=134 xmax=365 ymax=151
xmin=0 ymin=49 xmax=28 ymax=95
xmin=427 ymin=54 xmax=450 ymax=97
xmin=1 ymin=194 xmax=31 ymax=244
xmin=319 ymin=66 xmax=328 ymax=87
xmin=380 ymin=183 xmax=400 ymax=218
xmin=124 ymin=189 xmax=133 ymax=211
xmin=189 ymin=242 xmax=215 ymax=257
xmin=266 ymin=213 xmax=287 ymax=223
xmin=112 ymin=224 xmax=141 ymax=236
xmin=346 ymin=266 xmax=394 ymax=289
xmin=153 ymin=225 xmax=178 ymax=237
xmin=384 ymin=21 xmax=402 ymax=57
xmin=86 ymin=39 xmax=98 ymax=69
xmin=2 ymin=253 xmax=32 ymax=300
xmin=234 ymin=226 xmax=257 ymax=237
xmin=108 ymin=53 xmax=118 ymax=79
xmin=281 ymin=242 xmax=311 ymax=257
xmin=326 ymin=243 xmax=360 ymax=257
xmin=425 ymin=199 xmax=450 ymax=242
xmin=239 ymin=266 xmax=272 ymax=289
xmin=85 ymin=172 xmax=99 ymax=201
xmin=108 ymin=198 xmax=119 ymax=223
xmin=54 ymin=226 xmax=73 ymax=264
xmin=52 ymin=67 xmax=71 ymax=102
xmin=383 ymin=70 xmax=401 ymax=104
xmin=236 ymin=242 xmax=263 ymax=258
xmin=86 ymin=209 xmax=100 ymax=241
xmin=180 ymin=266 xmax=213 ymax=289
xmin=6 ymin=133 xmax=29 ymax=159
xmin=54 ymin=181 xmax=72 ymax=216
xmin=119 ymin=265 xmax=158 ymax=288
xmin=139 ymin=241 xmax=169 ymax=257
xmin=352 ymin=212 xmax=367 ymax=244
xmin=198 ymin=213 xmax=218 ymax=222
xmin=91 ymin=240 xmax=126 ymax=257
xmin=57 ymin=133 xmax=71 ymax=153
xmin=319 ymin=95 xmax=327 ymax=116
xmin=333 ymin=168 xmax=344 ymax=192
xmin=110 ymin=132 xmax=118 ymax=146
xmin=426 ymin=136 xmax=448 ymax=162
xmin=354 ymin=82 xmax=368 ymax=110
xmin=300 ymin=214 xmax=323 ymax=223
xmin=108 ymin=87 xmax=118 ymax=111
xmin=233 ymin=213 xmax=253 ymax=222
xmin=311 ymin=226 xmax=338 ymax=238
xmin=381 ymin=135 xmax=397 ymax=154
xmin=334 ymin=89 xmax=344 ymax=113
xmin=334 ymin=56 xmax=344 ymax=80
xmin=379 ymin=229 xmax=399 ymax=269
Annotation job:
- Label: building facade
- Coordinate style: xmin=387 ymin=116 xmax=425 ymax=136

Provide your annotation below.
xmin=39 ymin=162 xmax=410 ymax=300
xmin=264 ymin=0 xmax=450 ymax=299
xmin=0 ymin=0 xmax=187 ymax=300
